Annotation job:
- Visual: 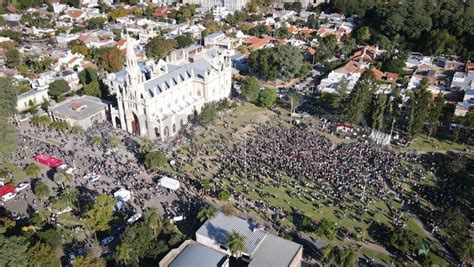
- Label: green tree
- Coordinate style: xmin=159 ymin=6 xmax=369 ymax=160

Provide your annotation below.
xmin=355 ymin=26 xmax=371 ymax=44
xmin=197 ymin=103 xmax=218 ymax=126
xmin=27 ymin=242 xmax=58 ymax=267
xmin=197 ymin=206 xmax=217 ymax=223
xmin=461 ymin=240 xmax=473 ymax=265
xmin=0 ymin=235 xmax=29 ymax=266
xmin=240 ymin=77 xmax=260 ymax=102
xmin=227 ymin=231 xmax=246 ymax=258
xmin=145 ymin=208 xmax=163 ymax=237
xmin=0 ymin=77 xmax=18 ymax=117
xmin=257 ymin=88 xmax=276 ymax=108
xmin=144 ymin=151 xmax=168 ymax=169
xmin=344 ymin=76 xmax=373 ymax=124
xmin=407 ymin=78 xmax=432 ymax=138
xmin=61 ymin=187 xmax=80 ymax=210
xmin=95 ymin=46 xmax=124 ymax=73
xmin=146 ymin=37 xmax=176 ymax=59
xmin=84 ymin=81 xmax=102 ymax=97
xmin=6 ymin=48 xmax=20 ymax=68
xmin=85 ymin=194 xmax=116 ymax=238
xmin=307 ymin=14 xmax=319 ymax=29
xmin=48 ymin=79 xmax=70 ymax=99
xmin=33 ymin=181 xmax=50 ymax=200
xmin=106 ymin=136 xmax=121 ymax=149
xmin=315 ymin=218 xmax=337 ymax=240
xmin=139 ymin=137 xmax=153 ymax=154
xmin=79 ymin=68 xmax=98 ymax=86
xmin=218 ymin=191 xmax=230 ymax=201
xmin=0 ymin=122 xmax=16 ymax=160
xmin=31 ymin=115 xmax=52 ymax=128
xmin=427 ymin=93 xmax=445 ymax=139
xmin=321 ymin=245 xmax=338 ymax=265
xmin=115 ymin=243 xmax=133 ymax=265
xmin=72 ymin=253 xmax=105 ymax=267
xmin=382 ymin=58 xmax=406 ymax=75
xmin=86 ymin=17 xmax=107 ymax=29
xmin=175 ymin=35 xmax=194 ymax=48
xmin=90 ymin=136 xmax=102 ymax=146
xmin=370 ymin=94 xmax=387 ymax=130
xmin=25 ymin=164 xmax=40 ymax=177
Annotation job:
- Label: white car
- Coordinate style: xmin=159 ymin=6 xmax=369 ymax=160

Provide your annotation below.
xmin=16 ymin=182 xmax=30 ymax=192
xmin=57 ymin=164 xmax=75 ymax=175
xmin=83 ymin=172 xmax=101 ymax=182
xmin=2 ymin=192 xmax=16 ymax=202
xmin=127 ymin=213 xmax=142 ymax=224
xmin=101 ymin=236 xmax=114 ymax=246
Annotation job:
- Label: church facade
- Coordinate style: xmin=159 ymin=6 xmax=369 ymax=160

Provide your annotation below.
xmin=104 ymin=36 xmax=232 ymax=141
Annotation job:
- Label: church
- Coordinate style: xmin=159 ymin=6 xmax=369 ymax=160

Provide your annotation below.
xmin=104 ymin=35 xmax=233 ymax=141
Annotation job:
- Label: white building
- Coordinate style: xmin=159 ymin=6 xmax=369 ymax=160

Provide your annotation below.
xmin=17 ymin=90 xmax=50 ymax=112
xmin=183 ymin=0 xmax=250 ymax=11
xmin=104 ymin=36 xmax=232 ymax=141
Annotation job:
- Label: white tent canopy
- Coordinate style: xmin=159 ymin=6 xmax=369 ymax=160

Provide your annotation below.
xmin=159 ymin=176 xmax=180 ymax=191
xmin=114 ymin=188 xmax=131 ymax=202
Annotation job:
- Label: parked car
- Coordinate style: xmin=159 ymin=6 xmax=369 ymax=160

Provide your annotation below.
xmin=127 ymin=213 xmax=142 ymax=224
xmin=2 ymin=192 xmax=16 ymax=202
xmin=83 ymin=172 xmax=101 ymax=182
xmin=16 ymin=182 xmax=30 ymax=192
xmin=101 ymin=236 xmax=114 ymax=246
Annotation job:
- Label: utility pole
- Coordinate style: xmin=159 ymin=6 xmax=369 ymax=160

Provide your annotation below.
xmin=243 ymin=131 xmax=247 ymax=179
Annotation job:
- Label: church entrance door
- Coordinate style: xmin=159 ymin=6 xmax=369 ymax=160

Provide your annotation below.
xmin=131 ymin=113 xmax=140 ymax=135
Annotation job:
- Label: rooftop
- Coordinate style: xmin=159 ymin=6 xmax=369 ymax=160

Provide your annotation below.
xmin=196 ymin=212 xmax=266 ymax=256
xmin=50 ymin=95 xmax=107 ymax=120
xmin=169 ymin=242 xmax=228 ymax=267
xmin=248 ymin=234 xmax=302 ymax=267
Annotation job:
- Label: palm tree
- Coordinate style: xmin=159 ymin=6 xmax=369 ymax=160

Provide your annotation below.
xmin=34 ymin=181 xmax=50 ymax=200
xmin=25 ymin=164 xmax=41 ymax=177
xmin=461 ymin=241 xmax=473 ymax=265
xmin=139 ymin=137 xmax=153 ymax=154
xmin=145 ymin=208 xmax=163 ymax=237
xmin=340 ymin=246 xmax=358 ymax=267
xmin=107 ymin=136 xmax=121 ymax=149
xmin=90 ymin=136 xmax=102 ymax=146
xmin=53 ymin=171 xmax=67 ymax=189
xmin=197 ymin=206 xmax=217 ymax=223
xmin=61 ymin=187 xmax=79 ymax=209
xmin=321 ymin=245 xmax=337 ymax=265
xmin=227 ymin=231 xmax=246 ymax=258
xmin=115 ymin=243 xmax=132 ymax=265
xmin=70 ymin=125 xmax=83 ymax=135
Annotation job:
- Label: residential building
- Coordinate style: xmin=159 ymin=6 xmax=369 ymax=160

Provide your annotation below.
xmin=104 ymin=36 xmax=232 ymax=141
xmin=16 ymin=89 xmax=50 ymax=112
xmin=318 ymin=60 xmax=366 ymax=94
xmin=182 ymin=0 xmax=250 ymax=11
xmin=451 ymin=71 xmax=474 ymax=91
xmin=455 ymin=89 xmax=474 ymax=116
xmin=195 ymin=212 xmax=303 ymax=266
xmin=49 ymin=95 xmax=109 ymax=129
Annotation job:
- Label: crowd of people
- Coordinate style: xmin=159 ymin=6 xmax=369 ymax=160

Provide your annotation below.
xmin=9 ymin=121 xmax=194 ymax=219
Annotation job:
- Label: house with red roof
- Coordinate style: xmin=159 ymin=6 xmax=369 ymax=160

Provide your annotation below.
xmin=244 ymin=36 xmax=274 ymax=51
xmin=153 ymin=6 xmax=171 ymax=17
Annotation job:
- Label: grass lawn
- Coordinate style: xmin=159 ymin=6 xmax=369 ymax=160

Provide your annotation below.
xmin=175 ymin=102 xmax=453 ymax=265
xmin=401 ymin=133 xmax=470 ymax=153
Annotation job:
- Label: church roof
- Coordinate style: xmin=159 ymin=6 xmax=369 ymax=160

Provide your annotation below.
xmin=144 ymin=48 xmax=222 ymax=97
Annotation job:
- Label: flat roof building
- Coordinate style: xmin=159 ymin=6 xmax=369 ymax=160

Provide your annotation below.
xmin=195 ymin=212 xmax=303 ymax=266
xmin=49 ymin=95 xmax=109 ymax=129
xmin=160 ymin=240 xmax=229 ymax=267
